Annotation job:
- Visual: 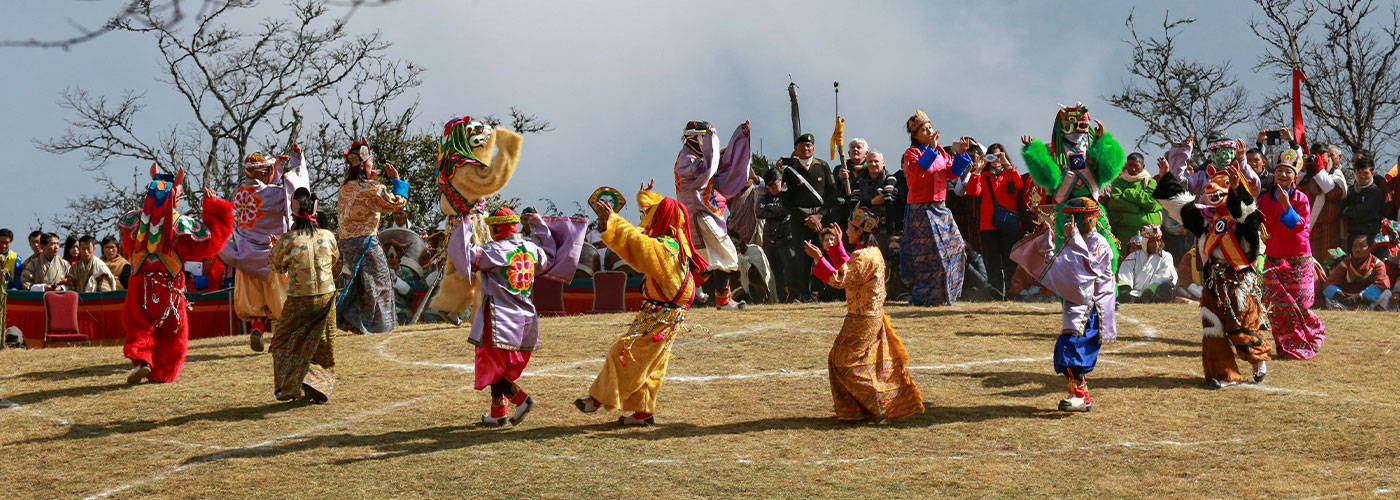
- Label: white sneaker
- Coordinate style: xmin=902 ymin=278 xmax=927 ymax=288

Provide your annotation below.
xmin=573 ymin=396 xmax=600 ymax=413
xmin=480 ymin=413 xmax=509 ymax=427
xmin=1252 ymin=361 xmax=1268 ymax=383
xmin=126 ymin=363 xmax=151 ymax=385
xmin=1212 ymin=379 xmax=1240 ymax=389
xmin=510 ymin=396 xmax=535 ymax=425
xmin=1057 ymin=396 xmax=1091 ymax=412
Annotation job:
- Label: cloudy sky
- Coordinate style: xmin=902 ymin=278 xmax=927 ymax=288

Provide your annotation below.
xmin=0 ymin=0 xmax=1279 ymax=240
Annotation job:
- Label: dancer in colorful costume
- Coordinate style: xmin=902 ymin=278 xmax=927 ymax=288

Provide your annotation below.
xmin=576 ymin=183 xmax=708 ymax=426
xmin=1165 ymin=135 xmax=1261 ymax=202
xmin=805 ymin=208 xmax=923 ymax=421
xmin=268 ymin=188 xmax=339 ymax=403
xmin=1012 ymin=197 xmax=1117 ymax=412
xmin=674 ymin=120 xmax=751 ymax=310
xmin=1156 ymin=156 xmax=1271 ymax=387
xmin=116 ymin=165 xmax=234 ymax=383
xmin=1019 ymin=103 xmax=1126 ymax=265
xmin=429 ymin=117 xmax=523 ymax=319
xmin=1257 ymin=148 xmax=1327 ymax=359
xmin=900 ymin=109 xmax=968 ymax=305
xmin=447 ymin=208 xmax=549 ymax=427
xmin=336 ymin=138 xmax=409 ymax=334
xmin=222 ymin=143 xmax=308 ymax=351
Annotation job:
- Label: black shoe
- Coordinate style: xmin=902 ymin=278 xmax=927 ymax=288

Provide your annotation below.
xmin=618 ymin=415 xmax=655 ymax=426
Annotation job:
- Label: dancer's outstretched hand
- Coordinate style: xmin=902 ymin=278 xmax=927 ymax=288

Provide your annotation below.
xmin=803 ymin=240 xmax=822 ymax=259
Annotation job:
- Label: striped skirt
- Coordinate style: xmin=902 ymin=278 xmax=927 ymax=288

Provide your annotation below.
xmin=901 ymin=202 xmax=965 ymax=306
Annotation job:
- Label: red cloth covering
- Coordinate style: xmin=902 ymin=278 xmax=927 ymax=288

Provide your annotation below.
xmin=120 ymin=197 xmax=234 ymax=382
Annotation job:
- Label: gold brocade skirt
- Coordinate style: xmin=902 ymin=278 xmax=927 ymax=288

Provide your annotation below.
xmin=829 ymin=314 xmax=924 ymax=421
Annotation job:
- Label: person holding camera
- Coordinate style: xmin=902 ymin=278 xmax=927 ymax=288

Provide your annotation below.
xmin=963 ymin=143 xmax=1024 ymax=299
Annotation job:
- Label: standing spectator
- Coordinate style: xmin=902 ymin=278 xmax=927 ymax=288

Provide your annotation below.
xmin=1103 ymin=152 xmax=1162 ymax=258
xmin=0 ymin=229 xmax=21 ymax=290
xmin=62 ymin=235 xmax=80 ymax=266
xmin=101 ymin=235 xmax=130 ymax=289
xmin=21 ymin=233 xmax=69 ymax=290
xmin=1331 ymin=145 xmax=1357 ymax=192
xmin=1245 ymin=148 xmax=1274 ymax=193
xmin=777 ymin=133 xmax=837 ymax=302
xmin=757 ymin=169 xmax=792 ymax=302
xmin=1300 ymin=143 xmax=1348 ymax=264
xmin=1343 ymin=156 xmax=1385 ymax=242
xmin=964 ymin=144 xmax=1024 ymax=299
xmin=850 ymin=150 xmax=902 ymax=293
xmin=949 ymin=139 xmax=984 ymax=256
xmin=831 ymin=138 xmax=869 ymax=227
xmin=1323 ymin=234 xmax=1391 ymax=310
xmin=65 ymin=235 xmax=116 ymax=293
xmin=899 ymin=110 xmax=968 ymax=306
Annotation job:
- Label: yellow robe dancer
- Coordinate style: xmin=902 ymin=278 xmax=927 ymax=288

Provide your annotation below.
xmin=575 ymin=187 xmax=709 ymax=426
xmin=807 ymin=208 xmax=924 ymax=421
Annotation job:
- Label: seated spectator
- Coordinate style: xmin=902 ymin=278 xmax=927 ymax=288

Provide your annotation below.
xmin=1104 ymin=152 xmax=1162 ymax=252
xmin=1323 ymin=235 xmax=1391 ymax=310
xmin=386 ymin=208 xmax=413 ymax=231
xmin=62 ymin=235 xmax=80 ymax=266
xmin=730 ymin=231 xmax=775 ymax=304
xmin=100 ymin=235 xmax=130 ymax=289
xmin=1116 ymin=225 xmax=1176 ymax=303
xmin=1174 ymin=246 xmax=1205 ymax=303
xmin=0 ymin=228 xmax=21 ymax=290
xmin=20 ymin=233 xmax=69 ymax=291
xmin=65 ymin=235 xmax=116 ymax=293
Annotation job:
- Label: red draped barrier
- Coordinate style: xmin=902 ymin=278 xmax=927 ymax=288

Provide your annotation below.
xmin=3 ymin=290 xmax=237 ymax=348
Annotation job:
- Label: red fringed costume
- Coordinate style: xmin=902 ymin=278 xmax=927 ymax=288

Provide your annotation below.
xmin=116 ymin=167 xmax=234 ymax=383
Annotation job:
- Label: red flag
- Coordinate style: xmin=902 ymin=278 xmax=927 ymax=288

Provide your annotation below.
xmin=1292 ymin=68 xmax=1307 ymax=155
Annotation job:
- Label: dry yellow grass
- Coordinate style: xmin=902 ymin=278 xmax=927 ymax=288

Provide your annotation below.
xmin=2 ymin=302 xmax=1398 ymax=499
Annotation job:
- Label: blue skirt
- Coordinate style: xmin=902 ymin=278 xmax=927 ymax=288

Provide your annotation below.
xmin=1053 ymin=307 xmax=1101 ymax=375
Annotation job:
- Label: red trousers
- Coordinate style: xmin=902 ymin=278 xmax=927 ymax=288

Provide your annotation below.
xmin=122 ymin=272 xmax=191 ymax=383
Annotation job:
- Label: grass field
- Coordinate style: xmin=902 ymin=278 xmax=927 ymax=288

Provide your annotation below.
xmin=2 ymin=302 xmax=1398 ymax=499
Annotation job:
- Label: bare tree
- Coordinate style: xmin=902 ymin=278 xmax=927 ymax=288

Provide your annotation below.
xmin=1 ymin=0 xmax=394 ymax=50
xmin=1108 ymin=9 xmax=1254 ymax=153
xmin=40 ymin=0 xmax=422 ymax=236
xmin=1250 ymin=0 xmax=1400 ymax=157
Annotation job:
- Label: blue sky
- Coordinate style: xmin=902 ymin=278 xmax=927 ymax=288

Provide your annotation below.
xmin=0 ymin=0 xmax=1279 ymax=243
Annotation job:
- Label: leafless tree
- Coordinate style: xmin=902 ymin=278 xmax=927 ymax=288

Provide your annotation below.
xmin=1250 ymin=0 xmax=1400 ymax=157
xmin=1107 ymin=10 xmax=1253 ymax=154
xmin=39 ymin=0 xmax=422 ymax=236
xmin=1 ymin=0 xmax=393 ymax=50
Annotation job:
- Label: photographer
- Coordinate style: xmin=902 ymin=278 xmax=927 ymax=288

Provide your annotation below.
xmin=962 ymin=143 xmax=1023 ymax=299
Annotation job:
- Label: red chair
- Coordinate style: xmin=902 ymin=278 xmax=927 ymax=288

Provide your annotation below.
xmin=592 ymin=271 xmax=628 ymax=313
xmin=534 ymin=276 xmax=567 ymax=316
xmin=43 ymin=291 xmax=91 ymax=347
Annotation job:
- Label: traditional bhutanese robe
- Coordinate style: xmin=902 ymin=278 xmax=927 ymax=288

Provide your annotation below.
xmin=901 ymin=143 xmax=968 ymax=306
xmin=812 ymin=244 xmax=924 ymax=421
xmin=1117 ymin=249 xmax=1177 ymax=298
xmin=117 ymin=197 xmax=234 ymax=383
xmin=103 ymin=255 xmax=129 ymax=290
xmin=335 ymin=177 xmax=408 ymax=334
xmin=66 ymin=257 xmax=116 ymax=293
xmin=587 ymin=213 xmax=698 ymax=414
xmin=675 ymin=124 xmax=750 ymax=271
xmin=20 ymin=255 xmax=69 ymax=290
xmin=448 ymin=223 xmax=550 ymax=391
xmin=1324 ymin=255 xmax=1390 ymax=307
xmin=269 ymin=228 xmax=340 ymax=399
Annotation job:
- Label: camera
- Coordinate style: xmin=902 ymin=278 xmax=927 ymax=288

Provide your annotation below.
xmin=1266 ymin=130 xmax=1281 ymax=145
xmin=983 ymin=153 xmax=999 ymax=164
